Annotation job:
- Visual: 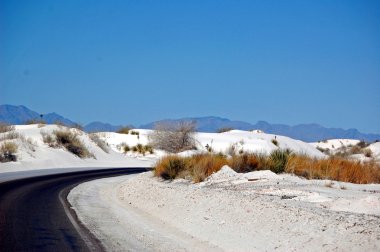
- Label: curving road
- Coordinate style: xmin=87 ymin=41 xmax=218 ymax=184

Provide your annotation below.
xmin=0 ymin=167 xmax=150 ymax=252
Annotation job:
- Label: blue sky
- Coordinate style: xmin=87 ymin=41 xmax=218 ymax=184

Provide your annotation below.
xmin=1 ymin=0 xmax=379 ymax=133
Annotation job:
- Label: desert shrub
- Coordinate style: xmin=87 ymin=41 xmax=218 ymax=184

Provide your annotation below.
xmin=135 ymin=143 xmax=144 ymax=154
xmin=0 ymin=131 xmax=20 ymax=141
xmin=123 ymin=144 xmax=130 ymax=152
xmin=149 ymin=121 xmax=197 ymax=153
xmin=350 ymin=145 xmax=363 ymax=155
xmin=154 ymin=155 xmax=190 ymax=180
xmin=144 ymin=145 xmax=154 ymax=154
xmin=316 ymin=146 xmax=329 ymax=154
xmin=41 ymin=131 xmax=56 ymax=147
xmin=117 ymin=127 xmax=131 ymax=134
xmin=363 ymin=149 xmax=373 ymax=158
xmin=229 ymin=153 xmax=259 ymax=173
xmin=226 ymin=144 xmax=237 ymax=156
xmin=271 ymin=138 xmax=278 ymax=146
xmin=154 ymin=149 xmax=380 ymax=184
xmin=89 ymin=133 xmax=109 ymax=153
xmin=268 ymin=149 xmax=292 ymax=174
xmin=0 ymin=142 xmax=17 ymax=162
xmin=356 ymin=140 xmax=369 ymax=148
xmin=190 ymin=154 xmax=229 ymax=182
xmin=286 ymin=155 xmax=380 ymax=183
xmin=25 ymin=119 xmax=46 ymax=125
xmin=53 ymin=130 xmax=92 ymax=158
xmin=154 ymin=154 xmax=228 ymax=182
xmin=130 ymin=130 xmax=139 ymax=136
xmin=127 ymin=144 xmax=154 ymax=155
xmin=0 ymin=123 xmax=15 ymax=133
xmin=205 ymin=144 xmax=213 ymax=153
xmin=217 ymin=127 xmax=234 ymax=133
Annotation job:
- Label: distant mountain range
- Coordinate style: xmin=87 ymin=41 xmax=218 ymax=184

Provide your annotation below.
xmin=141 ymin=117 xmax=380 ymax=142
xmin=0 ymin=105 xmax=76 ymax=126
xmin=1 ymin=104 xmax=379 ymax=142
xmin=0 ymin=105 xmax=124 ymax=132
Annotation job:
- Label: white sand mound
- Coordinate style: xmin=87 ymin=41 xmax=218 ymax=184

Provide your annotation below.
xmin=328 ymin=196 xmax=380 ymax=215
xmin=202 ymin=166 xmax=283 ymax=186
xmin=202 ymin=165 xmax=243 ymax=185
xmin=243 ymin=170 xmax=280 ymax=181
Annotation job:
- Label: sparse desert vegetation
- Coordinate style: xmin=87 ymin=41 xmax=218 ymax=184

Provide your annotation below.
xmin=149 ymin=121 xmax=197 ymax=153
xmin=0 ymin=123 xmax=15 ymax=133
xmin=154 ymin=150 xmax=380 ymax=184
xmin=116 ymin=126 xmax=131 ymax=134
xmin=89 ymin=133 xmax=109 ymax=153
xmin=123 ymin=143 xmax=153 ymax=155
xmin=41 ymin=129 xmax=93 ymax=158
xmin=217 ymin=127 xmax=234 ymax=133
xmin=0 ymin=141 xmax=18 ymax=162
xmin=53 ymin=130 xmax=93 ymax=158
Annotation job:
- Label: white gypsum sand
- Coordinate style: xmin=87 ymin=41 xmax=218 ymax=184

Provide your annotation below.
xmin=0 ymin=125 xmax=154 ymax=173
xmin=69 ymin=169 xmax=380 ymax=252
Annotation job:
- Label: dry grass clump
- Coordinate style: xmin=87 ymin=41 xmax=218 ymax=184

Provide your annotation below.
xmin=154 ymin=149 xmax=380 ymax=184
xmin=25 ymin=119 xmax=46 ymax=125
xmin=0 ymin=123 xmax=15 ymax=133
xmin=229 ymin=153 xmax=260 ymax=173
xmin=363 ymin=149 xmax=373 ymax=158
xmin=286 ymin=155 xmax=380 ymax=184
xmin=117 ymin=127 xmax=131 ymax=134
xmin=149 ymin=121 xmax=196 ymax=153
xmin=41 ymin=131 xmax=56 ymax=147
xmin=154 ymin=155 xmax=191 ymax=180
xmin=124 ymin=144 xmax=154 ymax=155
xmin=190 ymin=154 xmax=229 ymax=182
xmin=0 ymin=131 xmax=21 ymax=141
xmin=89 ymin=133 xmax=109 ymax=153
xmin=155 ymin=154 xmax=229 ymax=182
xmin=41 ymin=130 xmax=94 ymax=158
xmin=52 ymin=130 xmax=92 ymax=158
xmin=217 ymin=127 xmax=234 ymax=133
xmin=271 ymin=138 xmax=279 ymax=146
xmin=0 ymin=142 xmax=18 ymax=162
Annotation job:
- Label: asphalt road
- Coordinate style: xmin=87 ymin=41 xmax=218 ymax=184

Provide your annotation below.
xmin=0 ymin=167 xmax=150 ymax=252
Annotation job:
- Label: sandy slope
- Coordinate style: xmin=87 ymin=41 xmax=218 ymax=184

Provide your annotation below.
xmin=310 ymin=139 xmax=380 ymax=161
xmin=70 ymin=169 xmax=380 ymax=251
xmin=0 ymin=125 xmax=153 ymax=173
xmin=98 ymin=129 xmax=325 ymax=158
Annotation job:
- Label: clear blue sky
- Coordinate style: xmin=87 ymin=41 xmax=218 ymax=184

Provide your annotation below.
xmin=1 ymin=0 xmax=379 ymax=133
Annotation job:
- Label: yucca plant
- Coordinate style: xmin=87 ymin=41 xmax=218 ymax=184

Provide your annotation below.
xmin=269 ymin=149 xmax=292 ymax=173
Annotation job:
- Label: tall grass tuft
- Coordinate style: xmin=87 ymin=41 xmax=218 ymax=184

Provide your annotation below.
xmin=269 ymin=149 xmax=292 ymax=173
xmin=0 ymin=142 xmax=18 ymax=162
xmin=53 ymin=130 xmax=92 ymax=158
xmin=154 ymin=155 xmax=190 ymax=180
